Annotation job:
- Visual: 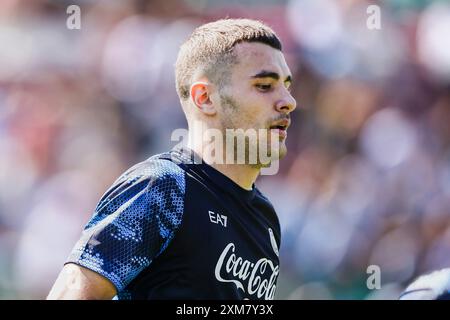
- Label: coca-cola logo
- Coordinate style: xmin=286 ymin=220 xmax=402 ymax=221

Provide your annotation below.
xmin=214 ymin=242 xmax=279 ymax=300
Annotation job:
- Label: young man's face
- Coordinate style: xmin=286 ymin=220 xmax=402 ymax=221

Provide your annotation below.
xmin=216 ymin=42 xmax=297 ymax=165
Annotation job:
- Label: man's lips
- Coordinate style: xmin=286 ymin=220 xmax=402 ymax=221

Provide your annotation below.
xmin=270 ymin=128 xmax=287 ymax=139
xmin=269 ymin=119 xmax=290 ymax=138
xmin=269 ymin=119 xmax=290 ymax=130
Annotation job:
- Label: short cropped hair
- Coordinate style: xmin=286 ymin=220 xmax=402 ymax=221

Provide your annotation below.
xmin=175 ymin=18 xmax=282 ymax=101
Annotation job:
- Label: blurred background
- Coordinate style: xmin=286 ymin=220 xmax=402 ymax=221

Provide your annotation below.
xmin=1 ymin=0 xmax=450 ymax=299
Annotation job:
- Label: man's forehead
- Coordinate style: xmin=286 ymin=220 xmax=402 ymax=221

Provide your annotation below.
xmin=232 ymin=42 xmax=291 ymax=76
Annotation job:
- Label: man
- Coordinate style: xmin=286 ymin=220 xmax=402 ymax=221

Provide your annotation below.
xmin=47 ymin=18 xmax=296 ymax=300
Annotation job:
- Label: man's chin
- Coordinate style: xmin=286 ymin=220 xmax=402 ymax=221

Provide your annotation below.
xmin=250 ymin=145 xmax=287 ymax=168
xmin=278 ymin=145 xmax=288 ymax=160
xmin=271 ymin=145 xmax=287 ymax=161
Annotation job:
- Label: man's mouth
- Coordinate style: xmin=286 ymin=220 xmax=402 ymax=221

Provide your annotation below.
xmin=269 ymin=119 xmax=290 ymax=139
xmin=270 ymin=125 xmax=288 ymax=130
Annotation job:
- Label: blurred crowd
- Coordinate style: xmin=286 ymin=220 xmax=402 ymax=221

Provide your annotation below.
xmin=1 ymin=0 xmax=450 ymax=299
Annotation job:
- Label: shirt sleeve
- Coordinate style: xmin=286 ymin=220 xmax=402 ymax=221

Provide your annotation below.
xmin=65 ymin=158 xmax=186 ymax=292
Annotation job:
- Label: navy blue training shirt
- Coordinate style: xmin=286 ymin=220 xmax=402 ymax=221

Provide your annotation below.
xmin=66 ymin=147 xmax=281 ymax=300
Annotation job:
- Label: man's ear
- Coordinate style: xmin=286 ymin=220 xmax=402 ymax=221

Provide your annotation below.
xmin=190 ymin=81 xmax=216 ymax=116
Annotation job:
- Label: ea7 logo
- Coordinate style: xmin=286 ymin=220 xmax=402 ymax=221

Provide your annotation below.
xmin=208 ymin=211 xmax=228 ymax=227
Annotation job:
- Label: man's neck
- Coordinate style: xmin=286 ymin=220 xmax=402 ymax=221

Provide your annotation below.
xmin=187 ymin=141 xmax=260 ymax=191
xmin=205 ymin=162 xmax=259 ymax=191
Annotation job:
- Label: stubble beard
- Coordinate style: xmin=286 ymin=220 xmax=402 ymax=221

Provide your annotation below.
xmin=219 ymin=93 xmax=286 ymax=168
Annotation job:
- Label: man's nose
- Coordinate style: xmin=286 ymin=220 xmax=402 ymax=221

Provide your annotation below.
xmin=275 ymin=92 xmax=297 ymax=114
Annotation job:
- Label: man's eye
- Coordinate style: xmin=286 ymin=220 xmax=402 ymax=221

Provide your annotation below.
xmin=256 ymin=84 xmax=272 ymax=91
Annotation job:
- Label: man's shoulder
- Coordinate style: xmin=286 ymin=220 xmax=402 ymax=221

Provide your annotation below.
xmin=91 ymin=151 xmax=187 ymax=226
xmin=253 ymin=186 xmax=280 ymax=231
xmin=118 ymin=150 xmax=186 ymax=185
xmin=95 ymin=150 xmax=187 ymax=209
xmin=254 ymin=186 xmax=272 ymax=204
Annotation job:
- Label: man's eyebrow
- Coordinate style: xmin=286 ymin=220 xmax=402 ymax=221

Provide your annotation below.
xmin=251 ymin=70 xmax=292 ymax=83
